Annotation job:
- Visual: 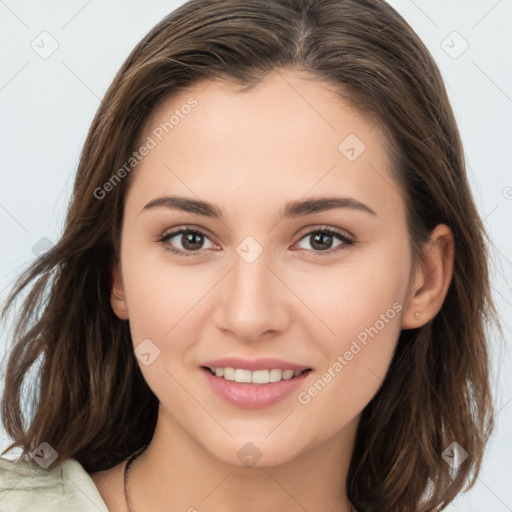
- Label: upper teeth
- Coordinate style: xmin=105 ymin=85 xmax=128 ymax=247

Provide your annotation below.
xmin=211 ymin=367 xmax=306 ymax=384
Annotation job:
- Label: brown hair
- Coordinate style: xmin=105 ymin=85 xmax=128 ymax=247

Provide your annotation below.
xmin=1 ymin=1 xmax=499 ymax=510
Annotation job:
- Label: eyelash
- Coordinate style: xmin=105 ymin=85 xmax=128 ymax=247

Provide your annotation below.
xmin=156 ymin=225 xmax=355 ymax=258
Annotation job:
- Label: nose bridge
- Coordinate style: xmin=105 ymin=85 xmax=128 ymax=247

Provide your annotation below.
xmin=214 ymin=241 xmax=289 ymax=340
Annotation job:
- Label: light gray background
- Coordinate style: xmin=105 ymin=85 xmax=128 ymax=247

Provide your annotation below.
xmin=0 ymin=1 xmax=511 ymax=510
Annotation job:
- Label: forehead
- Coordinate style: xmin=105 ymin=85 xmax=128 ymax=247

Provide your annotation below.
xmin=126 ymin=69 xmax=401 ymax=220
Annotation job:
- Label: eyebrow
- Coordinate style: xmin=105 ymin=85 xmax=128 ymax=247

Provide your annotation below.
xmin=141 ymin=195 xmax=377 ymax=219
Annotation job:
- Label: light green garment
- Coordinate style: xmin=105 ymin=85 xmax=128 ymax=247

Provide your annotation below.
xmin=0 ymin=456 xmax=109 ymax=511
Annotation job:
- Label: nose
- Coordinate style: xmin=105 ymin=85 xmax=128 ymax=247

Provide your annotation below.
xmin=212 ymin=245 xmax=292 ymax=343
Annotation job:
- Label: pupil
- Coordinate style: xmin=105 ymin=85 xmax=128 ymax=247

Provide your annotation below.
xmin=311 ymin=232 xmax=332 ymax=251
xmin=184 ymin=232 xmax=203 ymax=250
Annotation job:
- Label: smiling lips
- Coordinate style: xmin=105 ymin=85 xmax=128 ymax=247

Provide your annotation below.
xmin=201 ymin=357 xmax=312 ymax=409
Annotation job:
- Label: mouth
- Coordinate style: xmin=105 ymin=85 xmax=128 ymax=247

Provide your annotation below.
xmin=201 ymin=364 xmax=313 ymax=409
xmin=201 ymin=366 xmax=313 ymax=384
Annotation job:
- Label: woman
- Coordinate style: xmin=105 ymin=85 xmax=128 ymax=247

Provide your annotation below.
xmin=0 ymin=0 xmax=498 ymax=511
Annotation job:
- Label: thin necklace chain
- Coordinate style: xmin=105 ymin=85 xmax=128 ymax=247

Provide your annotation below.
xmin=123 ymin=446 xmax=357 ymax=512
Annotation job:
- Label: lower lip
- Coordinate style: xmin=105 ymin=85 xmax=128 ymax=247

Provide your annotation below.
xmin=201 ymin=368 xmax=311 ymax=409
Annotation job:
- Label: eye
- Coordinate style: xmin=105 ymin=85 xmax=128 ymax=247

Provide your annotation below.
xmin=295 ymin=227 xmax=355 ymax=254
xmin=157 ymin=225 xmax=355 ymax=257
xmin=157 ymin=227 xmax=218 ymax=256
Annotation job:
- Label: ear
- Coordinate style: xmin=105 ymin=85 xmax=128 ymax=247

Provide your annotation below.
xmin=110 ymin=263 xmax=129 ymax=320
xmin=402 ymin=224 xmax=454 ymax=329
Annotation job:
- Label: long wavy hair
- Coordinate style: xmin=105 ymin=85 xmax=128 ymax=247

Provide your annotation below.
xmin=1 ymin=1 xmax=499 ymax=510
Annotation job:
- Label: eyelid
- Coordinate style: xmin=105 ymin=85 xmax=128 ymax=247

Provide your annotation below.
xmin=295 ymin=224 xmax=355 ymax=243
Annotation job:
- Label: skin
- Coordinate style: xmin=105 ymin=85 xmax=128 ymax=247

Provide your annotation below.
xmin=89 ymin=69 xmax=454 ymax=512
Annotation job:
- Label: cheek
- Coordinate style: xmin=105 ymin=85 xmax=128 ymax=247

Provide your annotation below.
xmin=292 ymin=299 xmax=403 ymax=448
xmin=120 ymin=239 xmax=209 ymax=343
xmin=293 ymin=246 xmax=408 ymax=345
xmin=290 ymin=247 xmax=408 ymax=421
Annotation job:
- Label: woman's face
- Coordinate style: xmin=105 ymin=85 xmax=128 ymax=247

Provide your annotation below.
xmin=115 ymin=69 xmax=414 ymax=467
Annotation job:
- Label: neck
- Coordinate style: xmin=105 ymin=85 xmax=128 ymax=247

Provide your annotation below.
xmin=127 ymin=407 xmax=358 ymax=512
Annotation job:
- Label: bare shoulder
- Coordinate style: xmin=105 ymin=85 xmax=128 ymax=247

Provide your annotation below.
xmin=89 ymin=460 xmax=128 ymax=512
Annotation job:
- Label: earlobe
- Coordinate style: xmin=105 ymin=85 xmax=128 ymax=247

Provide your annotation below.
xmin=402 ymin=224 xmax=454 ymax=330
xmin=110 ymin=263 xmax=129 ymax=320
